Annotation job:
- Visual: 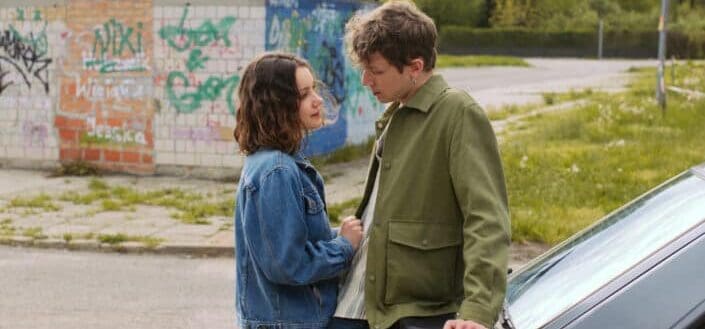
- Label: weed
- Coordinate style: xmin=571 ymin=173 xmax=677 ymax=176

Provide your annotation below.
xmin=327 ymin=198 xmax=362 ymax=225
xmin=97 ymin=233 xmax=163 ymax=248
xmin=98 ymin=233 xmax=128 ymax=244
xmin=8 ymin=194 xmax=61 ymax=212
xmin=311 ymin=137 xmax=375 ymax=168
xmin=22 ymin=227 xmax=47 ymax=239
xmin=51 ymin=161 xmax=101 ymax=177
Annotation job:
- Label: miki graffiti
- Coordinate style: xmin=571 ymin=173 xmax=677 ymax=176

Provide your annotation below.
xmin=83 ymin=19 xmax=147 ymax=73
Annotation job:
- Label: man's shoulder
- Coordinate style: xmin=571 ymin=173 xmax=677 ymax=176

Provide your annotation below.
xmin=435 ymin=87 xmax=484 ymax=116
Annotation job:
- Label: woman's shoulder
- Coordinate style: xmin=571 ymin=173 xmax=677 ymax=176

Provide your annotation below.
xmin=242 ymin=149 xmax=299 ymax=182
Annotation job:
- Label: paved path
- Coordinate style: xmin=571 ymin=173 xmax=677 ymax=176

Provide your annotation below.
xmin=439 ymin=58 xmax=657 ymax=109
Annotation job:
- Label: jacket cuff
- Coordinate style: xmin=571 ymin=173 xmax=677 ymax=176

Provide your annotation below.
xmin=457 ymin=300 xmax=496 ymax=329
xmin=331 ymin=235 xmax=354 ymax=263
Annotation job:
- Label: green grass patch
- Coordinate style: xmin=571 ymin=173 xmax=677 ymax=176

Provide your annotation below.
xmin=60 ymin=182 xmax=233 ymax=225
xmin=436 ymin=55 xmax=530 ymax=68
xmin=97 ymin=233 xmax=164 ymax=248
xmin=311 ymin=137 xmax=375 ymax=169
xmin=327 ymin=197 xmax=361 ymax=225
xmin=0 ymin=219 xmax=14 ymax=236
xmin=486 ymin=103 xmax=542 ymax=121
xmin=501 ymin=62 xmax=705 ymax=245
xmin=8 ymin=194 xmax=61 ymax=212
xmin=22 ymin=227 xmax=47 ymax=239
xmin=51 ymin=161 xmax=101 ymax=177
xmin=542 ymin=88 xmax=598 ymax=105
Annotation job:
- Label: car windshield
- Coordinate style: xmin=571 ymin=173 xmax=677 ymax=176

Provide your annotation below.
xmin=506 ymin=168 xmax=705 ymax=329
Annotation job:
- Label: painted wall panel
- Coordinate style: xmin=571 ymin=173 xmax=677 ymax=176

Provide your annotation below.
xmin=0 ymin=0 xmax=380 ymax=174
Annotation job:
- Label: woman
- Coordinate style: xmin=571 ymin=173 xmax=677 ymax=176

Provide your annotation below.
xmin=233 ymin=52 xmax=363 ymax=329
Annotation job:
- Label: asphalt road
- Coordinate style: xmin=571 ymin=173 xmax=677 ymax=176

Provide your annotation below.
xmin=438 ymin=58 xmax=657 ymax=109
xmin=0 ymin=246 xmax=235 ymax=329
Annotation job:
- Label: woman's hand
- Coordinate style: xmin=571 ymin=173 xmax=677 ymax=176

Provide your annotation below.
xmin=339 ymin=216 xmax=363 ymax=250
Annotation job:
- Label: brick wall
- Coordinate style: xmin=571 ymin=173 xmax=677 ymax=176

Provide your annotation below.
xmin=0 ymin=0 xmax=383 ymax=175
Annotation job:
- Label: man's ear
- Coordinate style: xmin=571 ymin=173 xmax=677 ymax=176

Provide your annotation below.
xmin=409 ymin=58 xmax=425 ymax=74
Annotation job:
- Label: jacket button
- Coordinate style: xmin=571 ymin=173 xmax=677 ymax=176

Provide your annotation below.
xmin=376 ymin=122 xmax=384 ymax=129
xmin=369 ymin=275 xmax=376 ymax=282
xmin=383 ymin=162 xmax=391 ymax=169
xmin=422 ymin=239 xmax=428 ymax=246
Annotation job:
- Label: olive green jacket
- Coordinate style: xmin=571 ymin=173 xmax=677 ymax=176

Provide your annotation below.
xmin=357 ymin=75 xmax=510 ymax=329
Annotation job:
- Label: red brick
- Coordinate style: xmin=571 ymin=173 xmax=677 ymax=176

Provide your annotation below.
xmin=60 ymin=148 xmax=81 ymax=161
xmin=83 ymin=149 xmax=101 ymax=161
xmin=54 ymin=116 xmax=67 ymax=127
xmin=122 ymin=152 xmax=140 ymax=163
xmin=59 ymin=129 xmax=77 ymax=142
xmin=65 ymin=118 xmax=85 ymax=129
xmin=144 ymin=131 xmax=154 ymax=146
xmin=141 ymin=153 xmax=153 ymax=164
xmin=108 ymin=118 xmax=122 ymax=126
xmin=104 ymin=150 xmax=121 ymax=162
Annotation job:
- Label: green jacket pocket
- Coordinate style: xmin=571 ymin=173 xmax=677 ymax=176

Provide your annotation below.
xmin=384 ymin=221 xmax=462 ymax=305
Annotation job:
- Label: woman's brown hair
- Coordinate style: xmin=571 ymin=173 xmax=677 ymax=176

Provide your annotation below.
xmin=234 ymin=53 xmax=313 ymax=155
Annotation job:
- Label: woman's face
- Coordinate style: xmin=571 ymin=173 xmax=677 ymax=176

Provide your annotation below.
xmin=296 ymin=67 xmax=324 ymax=130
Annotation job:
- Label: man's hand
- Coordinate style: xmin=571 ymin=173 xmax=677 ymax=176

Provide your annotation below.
xmin=443 ymin=319 xmax=487 ymax=329
xmin=339 ymin=216 xmax=363 ymax=250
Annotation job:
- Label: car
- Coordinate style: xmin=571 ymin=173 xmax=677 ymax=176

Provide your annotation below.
xmin=497 ymin=162 xmax=705 ymax=329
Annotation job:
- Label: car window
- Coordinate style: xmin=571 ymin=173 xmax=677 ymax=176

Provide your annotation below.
xmin=506 ymin=170 xmax=705 ymax=329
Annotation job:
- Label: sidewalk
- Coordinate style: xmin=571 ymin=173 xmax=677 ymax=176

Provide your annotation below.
xmin=0 ymin=157 xmax=546 ymax=268
xmin=0 ymin=159 xmax=369 ymax=258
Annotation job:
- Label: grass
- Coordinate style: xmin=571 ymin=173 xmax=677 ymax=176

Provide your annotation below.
xmin=542 ymin=88 xmax=598 ymax=105
xmin=22 ymin=227 xmax=47 ymax=239
xmin=436 ymin=54 xmax=530 ymax=68
xmin=327 ymin=197 xmax=361 ymax=225
xmin=97 ymin=233 xmax=164 ymax=248
xmin=310 ymin=137 xmax=375 ymax=169
xmin=436 ymin=55 xmax=531 ymax=68
xmin=0 ymin=219 xmax=14 ymax=236
xmin=50 ymin=161 xmax=101 ymax=177
xmin=59 ymin=181 xmax=234 ymax=225
xmin=500 ymin=62 xmax=705 ymax=244
xmin=7 ymin=194 xmax=61 ymax=212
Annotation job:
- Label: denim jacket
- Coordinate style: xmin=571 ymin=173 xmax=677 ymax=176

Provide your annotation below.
xmin=234 ymin=148 xmax=355 ymax=329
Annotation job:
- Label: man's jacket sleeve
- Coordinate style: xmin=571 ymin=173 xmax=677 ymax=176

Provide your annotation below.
xmin=449 ymin=102 xmax=511 ymax=328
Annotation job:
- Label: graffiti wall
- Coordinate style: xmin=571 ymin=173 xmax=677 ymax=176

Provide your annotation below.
xmin=0 ymin=0 xmax=382 ymax=175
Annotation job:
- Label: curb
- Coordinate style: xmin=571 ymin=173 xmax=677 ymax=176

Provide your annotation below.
xmin=0 ymin=236 xmax=234 ymax=258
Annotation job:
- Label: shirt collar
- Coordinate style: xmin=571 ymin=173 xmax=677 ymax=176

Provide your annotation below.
xmin=399 ymin=74 xmax=449 ymax=113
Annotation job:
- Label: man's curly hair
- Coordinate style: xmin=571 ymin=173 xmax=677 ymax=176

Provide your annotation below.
xmin=345 ymin=1 xmax=438 ymax=72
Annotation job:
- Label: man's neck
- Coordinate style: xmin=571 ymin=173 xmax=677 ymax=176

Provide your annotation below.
xmin=400 ymin=71 xmax=433 ymax=105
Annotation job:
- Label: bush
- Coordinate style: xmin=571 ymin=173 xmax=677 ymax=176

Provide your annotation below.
xmin=439 ymin=26 xmax=705 ymax=58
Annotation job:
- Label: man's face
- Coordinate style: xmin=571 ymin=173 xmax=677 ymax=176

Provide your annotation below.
xmin=360 ymin=52 xmax=413 ymax=104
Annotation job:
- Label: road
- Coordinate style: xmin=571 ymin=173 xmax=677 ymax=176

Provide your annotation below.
xmin=0 ymin=246 xmax=235 ymax=329
xmin=438 ymin=58 xmax=657 ymax=109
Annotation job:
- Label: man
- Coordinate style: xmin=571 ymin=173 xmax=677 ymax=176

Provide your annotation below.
xmin=329 ymin=1 xmax=511 ymax=329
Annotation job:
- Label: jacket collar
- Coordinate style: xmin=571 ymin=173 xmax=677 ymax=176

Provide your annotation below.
xmin=397 ymin=74 xmax=449 ymax=113
xmin=293 ymin=150 xmax=315 ymax=171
